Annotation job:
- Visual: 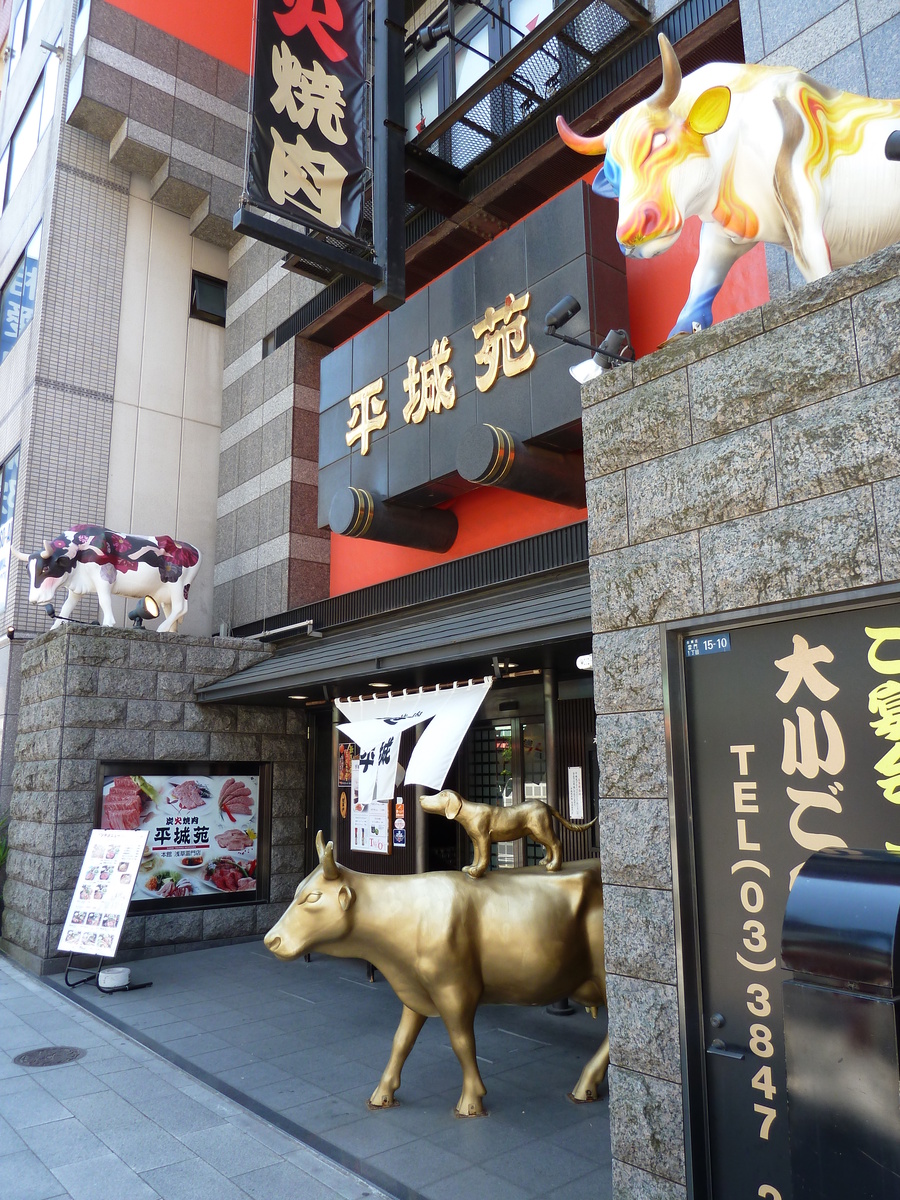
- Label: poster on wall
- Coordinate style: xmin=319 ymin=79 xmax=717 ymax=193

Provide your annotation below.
xmin=100 ymin=773 xmax=261 ymax=902
xmin=58 ymin=829 xmax=147 ymax=957
xmin=676 ymin=595 xmax=900 ymax=1200
xmin=340 ymin=741 xmax=391 ymax=854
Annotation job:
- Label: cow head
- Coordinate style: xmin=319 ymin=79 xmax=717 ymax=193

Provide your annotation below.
xmin=13 ymin=537 xmax=79 ymax=605
xmin=264 ymin=832 xmax=356 ymax=960
xmin=557 ymin=33 xmax=731 ymax=259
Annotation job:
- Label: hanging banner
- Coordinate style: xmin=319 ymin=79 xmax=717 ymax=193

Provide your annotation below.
xmin=248 ymin=0 xmax=368 ymax=240
xmin=336 ymin=678 xmax=492 ymax=802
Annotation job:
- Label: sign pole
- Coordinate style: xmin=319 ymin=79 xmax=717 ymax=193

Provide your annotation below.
xmin=372 ymin=0 xmax=406 ymax=310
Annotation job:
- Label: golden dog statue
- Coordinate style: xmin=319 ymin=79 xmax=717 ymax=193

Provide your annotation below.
xmin=419 ymin=788 xmax=597 ymax=878
xmin=265 ymin=833 xmax=609 ymax=1117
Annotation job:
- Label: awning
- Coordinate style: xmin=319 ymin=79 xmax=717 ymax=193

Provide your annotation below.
xmin=197 ymin=564 xmax=590 ymax=703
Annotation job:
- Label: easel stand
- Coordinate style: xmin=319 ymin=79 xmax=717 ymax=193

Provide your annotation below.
xmin=64 ymin=953 xmax=152 ymax=993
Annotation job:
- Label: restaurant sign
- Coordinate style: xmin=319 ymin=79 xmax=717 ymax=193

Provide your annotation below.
xmin=671 ymin=592 xmax=900 ymax=1200
xmin=100 ymin=770 xmax=263 ymax=906
xmin=248 ymin=0 xmax=367 ymax=240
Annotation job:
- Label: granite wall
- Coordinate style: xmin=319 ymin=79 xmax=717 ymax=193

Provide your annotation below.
xmin=0 ymin=626 xmax=307 ymax=974
xmin=583 ymin=240 xmax=900 ymax=1197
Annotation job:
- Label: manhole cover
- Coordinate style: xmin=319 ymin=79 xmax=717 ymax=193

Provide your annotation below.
xmin=13 ymin=1047 xmax=86 ymax=1067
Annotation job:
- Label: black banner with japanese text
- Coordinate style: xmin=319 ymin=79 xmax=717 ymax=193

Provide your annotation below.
xmin=249 ymin=0 xmax=367 ymax=239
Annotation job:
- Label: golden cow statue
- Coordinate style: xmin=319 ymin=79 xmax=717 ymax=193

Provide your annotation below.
xmin=265 ymin=832 xmax=609 ymax=1117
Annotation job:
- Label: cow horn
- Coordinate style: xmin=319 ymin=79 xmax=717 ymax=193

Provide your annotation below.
xmin=316 ymin=831 xmax=340 ymax=880
xmin=647 ymin=33 xmax=682 ymax=111
xmin=40 ymin=538 xmax=54 ymax=559
xmin=556 ymin=114 xmax=606 ymax=157
xmin=11 ymin=548 xmax=30 ymax=562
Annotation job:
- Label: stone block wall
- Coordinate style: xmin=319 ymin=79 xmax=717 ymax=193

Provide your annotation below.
xmin=0 ymin=625 xmax=308 ymax=974
xmin=583 ymin=241 xmax=900 ymax=1198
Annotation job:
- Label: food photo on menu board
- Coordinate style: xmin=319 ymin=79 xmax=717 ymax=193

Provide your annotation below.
xmin=100 ymin=773 xmax=260 ymax=902
xmin=58 ymin=828 xmax=148 ymax=957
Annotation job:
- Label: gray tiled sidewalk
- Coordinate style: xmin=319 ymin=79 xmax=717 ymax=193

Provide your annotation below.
xmin=0 ymin=952 xmax=392 ymax=1200
xmin=42 ymin=942 xmax=613 ymax=1200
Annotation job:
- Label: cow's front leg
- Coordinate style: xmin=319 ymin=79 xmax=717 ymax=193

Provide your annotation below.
xmin=54 ymin=589 xmax=79 ymax=627
xmin=569 ymin=1036 xmax=610 ymax=1103
xmin=668 ymin=223 xmax=754 ymax=337
xmin=94 ymin=579 xmax=117 ymax=626
xmin=368 ymin=1005 xmax=426 ymax=1109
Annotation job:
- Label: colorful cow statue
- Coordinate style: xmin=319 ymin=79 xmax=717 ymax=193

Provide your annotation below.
xmin=14 ymin=524 xmax=201 ymax=632
xmin=557 ymin=33 xmax=900 ymax=338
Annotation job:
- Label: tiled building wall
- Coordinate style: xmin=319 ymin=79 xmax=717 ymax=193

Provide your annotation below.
xmin=214 ymin=236 xmax=327 ymax=631
xmin=0 ymin=625 xmax=306 ymax=974
xmin=583 ymin=241 xmax=900 ymax=1197
xmin=737 ymin=0 xmax=900 ymax=297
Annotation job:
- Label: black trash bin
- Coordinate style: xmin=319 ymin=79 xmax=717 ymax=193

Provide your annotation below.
xmin=782 ymin=848 xmax=900 ymax=1200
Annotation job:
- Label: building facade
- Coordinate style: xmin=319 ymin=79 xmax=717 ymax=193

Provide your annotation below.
xmin=1 ymin=0 xmax=899 ymax=1196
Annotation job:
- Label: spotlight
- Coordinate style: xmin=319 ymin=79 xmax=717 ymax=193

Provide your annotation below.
xmin=569 ymin=329 xmax=634 ymax=383
xmin=128 ymin=596 xmax=160 ymax=628
xmin=544 ymin=294 xmax=581 ymax=332
xmin=6 ymin=626 xmax=14 ymax=640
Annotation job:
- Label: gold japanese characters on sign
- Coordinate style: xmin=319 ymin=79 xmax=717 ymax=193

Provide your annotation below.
xmin=403 ymin=338 xmax=456 ymax=424
xmin=268 ymin=42 xmax=348 ymax=228
xmin=472 ymin=291 xmax=536 ymax=393
xmin=866 ymin=626 xmax=900 ymax=848
xmin=345 ymin=291 xmax=536 ymax=453
xmin=346 ymin=378 xmax=386 ymax=455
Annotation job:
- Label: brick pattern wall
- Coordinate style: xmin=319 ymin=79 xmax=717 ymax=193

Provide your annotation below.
xmin=214 ymin=233 xmax=327 ymax=630
xmin=67 ymin=0 xmax=249 ymax=247
xmin=0 ymin=626 xmax=308 ymax=974
xmin=583 ymin=241 xmax=900 ymax=1198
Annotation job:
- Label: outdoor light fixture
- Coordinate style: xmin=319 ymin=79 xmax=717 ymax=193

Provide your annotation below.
xmin=128 ymin=596 xmax=160 ymax=628
xmin=43 ymin=603 xmax=100 ymax=627
xmin=544 ymin=295 xmax=634 ymax=384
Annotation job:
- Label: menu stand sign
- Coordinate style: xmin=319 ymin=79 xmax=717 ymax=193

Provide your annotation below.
xmin=59 ymin=829 xmax=152 ymax=992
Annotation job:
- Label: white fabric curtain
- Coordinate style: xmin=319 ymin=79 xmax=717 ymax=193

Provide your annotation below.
xmin=336 ymin=678 xmax=492 ymax=802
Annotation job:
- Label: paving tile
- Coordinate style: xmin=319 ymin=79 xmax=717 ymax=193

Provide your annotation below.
xmin=0 ymin=1114 xmax=27 ymax=1157
xmin=177 ymin=1121 xmax=283 ymax=1175
xmin=95 ymin=1120 xmax=195 ymax=1173
xmin=327 ymin=1113 xmax=419 ymax=1159
xmin=421 ymin=1164 xmax=531 ymax=1200
xmin=215 ymin=1060 xmax=292 ymax=1090
xmin=141 ymin=1154 xmax=256 ymax=1200
xmin=19 ymin=1116 xmax=109 ymax=1169
xmin=46 ymin=1066 xmax=123 ymax=1104
xmin=234 ymin=1159 xmax=343 ymax=1200
xmin=0 ymin=1148 xmax=69 ymax=1200
xmin=52 ymin=1147 xmax=162 ymax=1200
xmin=368 ymin=1137 xmax=472 ymax=1187
xmin=0 ymin=1085 xmax=72 ymax=1130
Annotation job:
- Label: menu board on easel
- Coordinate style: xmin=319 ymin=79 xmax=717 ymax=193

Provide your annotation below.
xmin=58 ymin=829 xmax=147 ymax=957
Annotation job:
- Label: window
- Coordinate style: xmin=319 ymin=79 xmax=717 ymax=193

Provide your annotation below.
xmin=5 ymin=0 xmax=48 ymax=81
xmin=190 ymin=272 xmax=227 ymax=326
xmin=0 ymin=226 xmax=41 ymax=365
xmin=0 ymin=447 xmax=20 ymax=617
xmin=0 ymin=44 xmax=60 ymax=209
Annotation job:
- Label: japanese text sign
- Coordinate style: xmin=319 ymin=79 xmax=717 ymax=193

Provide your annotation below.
xmin=249 ymin=0 xmax=367 ymax=238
